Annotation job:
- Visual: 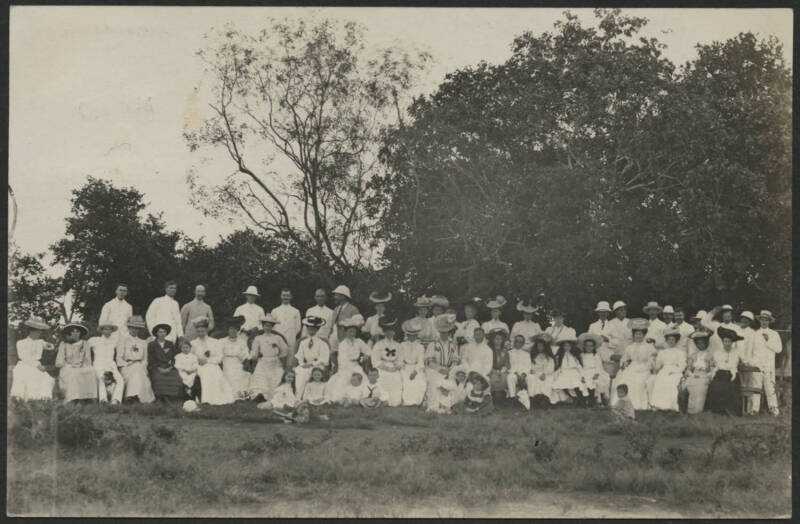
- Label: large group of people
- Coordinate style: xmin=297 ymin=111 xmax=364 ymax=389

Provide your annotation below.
xmin=10 ymin=281 xmax=786 ymax=420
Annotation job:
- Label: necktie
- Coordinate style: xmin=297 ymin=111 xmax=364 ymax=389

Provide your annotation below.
xmin=602 ymin=320 xmax=606 ymax=328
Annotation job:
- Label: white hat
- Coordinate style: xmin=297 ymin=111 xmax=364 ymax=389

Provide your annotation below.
xmin=662 ymin=305 xmax=675 ymax=314
xmin=612 ymin=300 xmax=627 ymax=311
xmin=242 ymin=285 xmax=260 ymax=297
xmin=191 ymin=316 xmax=210 ymax=327
xmin=739 ymin=311 xmax=754 ymax=321
xmin=339 ymin=314 xmax=365 ymax=328
xmin=594 ymin=301 xmax=611 ymax=313
xmin=332 ymin=285 xmax=351 ymax=299
xmin=720 ymin=304 xmax=734 ymax=312
xmin=260 ymin=313 xmax=280 ymax=325
xmin=758 ymin=310 xmax=775 ymax=323
xmin=24 ymin=316 xmax=51 ymax=330
xmin=182 ymin=400 xmax=199 ymax=412
xmin=642 ymin=301 xmax=663 ymax=313
xmin=485 ymin=296 xmax=507 ymax=309
xmin=691 ymin=310 xmax=707 ymax=321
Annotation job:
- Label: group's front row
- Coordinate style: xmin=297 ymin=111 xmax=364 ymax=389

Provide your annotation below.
xmin=10 ymin=309 xmax=754 ymax=420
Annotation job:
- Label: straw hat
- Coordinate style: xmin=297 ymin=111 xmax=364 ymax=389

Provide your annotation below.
xmin=758 ymin=310 xmax=775 ymax=323
xmin=612 ymin=300 xmax=627 ymax=311
xmin=663 ymin=327 xmax=682 ymax=341
xmin=517 ymin=300 xmax=537 ymax=314
xmin=62 ymin=323 xmax=88 ymax=337
xmin=433 ymin=313 xmax=457 ymax=333
xmin=192 ymin=316 xmax=210 ymax=328
xmin=717 ymin=326 xmax=743 ymax=343
xmin=689 ymin=329 xmax=712 ymax=340
xmin=126 ymin=315 xmax=147 ymax=330
xmin=260 ymin=313 xmax=280 ymax=325
xmin=577 ymin=332 xmax=603 ymax=349
xmin=739 ymin=311 xmax=754 ymax=321
xmin=485 ymin=296 xmax=507 ymax=309
xmin=642 ymin=301 xmax=663 ymax=314
xmin=555 ymin=336 xmax=578 ymax=346
xmin=340 ymin=314 xmax=365 ymax=329
xmin=24 ymin=316 xmax=51 ymax=330
xmin=720 ymin=304 xmax=734 ymax=312
xmin=629 ymin=318 xmax=649 ymax=332
xmin=332 ymin=285 xmax=352 ymax=299
xmin=151 ymin=323 xmax=172 ymax=336
xmin=369 ymin=291 xmax=392 ymax=304
xmin=378 ymin=315 xmax=398 ymax=329
xmin=430 ymin=295 xmax=450 ymax=308
xmin=594 ymin=301 xmax=611 ymax=313
xmin=242 ymin=285 xmax=260 ymax=297
xmin=98 ymin=321 xmax=118 ymax=332
xmin=402 ymin=317 xmax=424 ymax=335
xmin=413 ymin=296 xmax=434 ymax=308
xmin=662 ymin=305 xmax=675 ymax=315
xmin=690 ymin=310 xmax=707 ymax=321
xmin=302 ymin=315 xmax=327 ymax=328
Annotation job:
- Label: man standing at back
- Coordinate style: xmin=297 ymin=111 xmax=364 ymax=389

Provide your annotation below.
xmin=146 ymin=281 xmax=183 ymax=343
xmin=272 ymin=288 xmax=302 ymax=353
xmin=181 ymin=284 xmax=215 ymax=341
xmin=302 ymin=288 xmax=334 ymax=341
xmin=99 ymin=283 xmax=133 ymax=344
xmin=329 ymin=285 xmax=360 ymax=354
xmin=234 ymin=285 xmax=266 ymax=348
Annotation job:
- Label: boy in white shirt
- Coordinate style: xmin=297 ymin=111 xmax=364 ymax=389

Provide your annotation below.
xmin=506 ymin=334 xmax=533 ymax=410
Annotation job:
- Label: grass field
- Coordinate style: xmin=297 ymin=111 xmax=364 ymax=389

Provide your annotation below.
xmin=6 ymin=397 xmax=792 ymax=518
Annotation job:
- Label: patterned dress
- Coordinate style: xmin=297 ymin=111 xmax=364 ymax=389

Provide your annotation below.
xmin=55 ymin=340 xmax=97 ymax=402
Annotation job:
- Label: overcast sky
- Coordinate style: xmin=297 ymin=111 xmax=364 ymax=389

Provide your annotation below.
xmin=9 ymin=6 xmax=793 ymax=264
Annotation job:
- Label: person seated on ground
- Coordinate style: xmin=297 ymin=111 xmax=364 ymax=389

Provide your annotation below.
xmin=612 ymin=384 xmax=635 ymax=422
xmin=462 ymin=372 xmax=494 ymax=414
xmin=705 ymin=327 xmax=743 ymax=416
xmin=431 ymin=368 xmax=468 ymax=414
xmin=102 ymin=371 xmax=119 ymax=402
xmin=11 ymin=316 xmax=58 ymax=401
xmin=147 ymin=324 xmax=184 ymax=402
xmin=88 ymin=323 xmax=125 ymax=404
xmin=55 ymin=323 xmax=97 ymax=404
xmin=506 ymin=334 xmax=533 ymax=410
xmin=528 ymin=335 xmax=557 ymax=407
xmin=551 ymin=336 xmax=586 ymax=404
xmin=175 ymin=337 xmax=201 ymax=402
xmin=274 ymin=401 xmax=312 ymax=424
xmin=578 ymin=333 xmax=609 ymax=407
xmin=360 ymin=368 xmax=390 ymax=408
xmin=648 ymin=328 xmax=686 ymax=412
xmin=300 ymin=367 xmax=329 ymax=407
xmin=340 ymin=371 xmax=370 ymax=407
xmin=257 ymin=369 xmax=298 ymax=411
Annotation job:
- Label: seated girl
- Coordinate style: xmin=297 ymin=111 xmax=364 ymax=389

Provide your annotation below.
xmin=527 ymin=336 xmax=557 ymax=407
xmin=578 ymin=333 xmax=610 ymax=407
xmin=174 ymin=338 xmax=201 ymax=401
xmin=300 ymin=367 xmax=329 ymax=406
xmin=257 ymin=369 xmax=298 ymax=411
xmin=431 ymin=368 xmax=468 ymax=414
xmin=551 ymin=337 xmax=587 ymax=403
xmin=462 ymin=372 xmax=493 ymax=414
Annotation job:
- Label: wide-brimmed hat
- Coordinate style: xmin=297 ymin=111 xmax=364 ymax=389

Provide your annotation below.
xmin=662 ymin=305 xmax=675 ymax=315
xmin=332 ymin=285 xmax=351 ymax=299
xmin=555 ymin=336 xmax=577 ymax=346
xmin=663 ymin=327 xmax=682 ymax=341
xmin=629 ymin=318 xmax=649 ymax=332
xmin=378 ymin=315 xmax=398 ymax=329
xmin=402 ymin=317 xmax=424 ymax=335
xmin=192 ymin=316 xmax=210 ymax=328
xmin=612 ymin=300 xmax=627 ymax=311
xmin=758 ymin=310 xmax=775 ymax=323
xmin=260 ymin=313 xmax=280 ymax=325
xmin=242 ymin=285 xmax=260 ymax=297
xmin=642 ymin=301 xmax=662 ymax=314
xmin=430 ymin=295 xmax=450 ymax=308
xmin=126 ymin=315 xmax=147 ymax=330
xmin=433 ymin=313 xmax=457 ymax=332
xmin=468 ymin=371 xmax=490 ymax=389
xmin=226 ymin=315 xmax=246 ymax=328
xmin=517 ymin=300 xmax=537 ymax=314
xmin=302 ymin=315 xmax=327 ymax=328
xmin=98 ymin=321 xmax=118 ymax=332
xmin=24 ymin=316 xmax=51 ymax=330
xmin=577 ymin=332 xmax=603 ymax=349
xmin=485 ymin=296 xmax=507 ymax=309
xmin=369 ymin=291 xmax=392 ymax=304
xmin=413 ymin=295 xmax=433 ymax=308
xmin=717 ymin=326 xmax=743 ymax=343
xmin=594 ymin=301 xmax=611 ymax=313
xmin=62 ymin=323 xmax=88 ymax=337
xmin=151 ymin=323 xmax=172 ymax=336
xmin=690 ymin=310 xmax=707 ymax=321
xmin=340 ymin=314 xmax=365 ymax=329
xmin=532 ymin=333 xmax=553 ymax=345
xmin=739 ymin=311 xmax=754 ymax=322
xmin=689 ymin=329 xmax=712 ymax=340
xmin=720 ymin=304 xmax=734 ymax=312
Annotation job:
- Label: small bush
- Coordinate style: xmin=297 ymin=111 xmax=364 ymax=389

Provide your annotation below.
xmin=709 ymin=421 xmax=791 ymax=461
xmin=656 ymin=446 xmax=685 ymax=470
xmin=237 ymin=432 xmax=308 ymax=456
xmin=527 ymin=436 xmax=559 ymax=463
xmin=150 ymin=424 xmax=181 ymax=443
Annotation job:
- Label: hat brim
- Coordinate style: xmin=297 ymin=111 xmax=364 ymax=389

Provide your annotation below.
xmin=302 ymin=319 xmax=326 ymax=328
xmin=62 ymin=324 xmax=89 ymax=336
xmin=369 ymin=292 xmax=392 ymax=304
xmin=642 ymin=306 xmax=663 ymax=313
xmin=98 ymin=324 xmax=119 ymax=332
xmin=595 ymin=307 xmax=612 ymax=313
xmin=151 ymin=324 xmax=172 ymax=336
xmin=24 ymin=320 xmax=51 ymax=330
xmin=758 ymin=315 xmax=775 ymax=323
xmin=126 ymin=323 xmax=147 ymax=330
xmin=242 ymin=291 xmax=260 ymax=297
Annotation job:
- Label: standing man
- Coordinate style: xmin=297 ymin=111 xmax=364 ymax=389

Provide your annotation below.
xmin=672 ymin=307 xmax=695 ymax=354
xmin=99 ymin=283 xmax=133 ymax=344
xmin=302 ymin=288 xmax=334 ymax=341
xmin=271 ymin=289 xmax=302 ymax=354
xmin=145 ymin=281 xmax=183 ymax=343
xmin=737 ymin=310 xmax=761 ymax=415
xmin=662 ymin=305 xmax=676 ymax=329
xmin=511 ymin=300 xmax=542 ymax=348
xmin=329 ymin=285 xmax=360 ymax=355
xmin=588 ymin=301 xmax=614 ymax=344
xmin=180 ymin=284 xmax=215 ymax=342
xmin=753 ymin=310 xmax=782 ymax=416
xmin=642 ymin=301 xmax=667 ymax=349
xmin=234 ymin=286 xmax=266 ymax=347
xmin=606 ymin=301 xmax=631 ymax=374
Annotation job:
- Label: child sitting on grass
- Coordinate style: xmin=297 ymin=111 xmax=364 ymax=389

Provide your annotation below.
xmin=463 ymin=372 xmax=493 ymax=414
xmin=340 ymin=371 xmax=369 ymax=406
xmin=300 ymin=367 xmax=329 ymax=406
xmin=612 ymin=383 xmax=635 ymax=422
xmin=174 ymin=338 xmax=200 ymax=401
xmin=430 ymin=368 xmax=468 ymax=414
xmin=257 ymin=370 xmax=298 ymax=411
xmin=102 ymin=371 xmax=117 ymax=402
xmin=360 ymin=368 xmax=389 ymax=408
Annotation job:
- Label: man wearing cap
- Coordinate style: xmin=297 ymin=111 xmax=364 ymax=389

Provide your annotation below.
xmin=454 ymin=300 xmax=481 ymax=346
xmin=180 ymin=284 xmax=215 ymax=342
xmin=294 ymin=316 xmax=330 ymax=396
xmin=642 ymin=302 xmax=667 ymax=350
xmin=329 ymin=285 xmax=361 ymax=354
xmin=701 ymin=305 xmax=741 ymax=353
xmin=511 ymin=300 xmax=542 ymax=348
xmin=146 ymin=281 xmax=183 ymax=343
xmin=363 ymin=291 xmax=392 ymax=345
xmin=752 ymin=310 xmax=782 ymax=415
xmin=271 ymin=289 xmax=302 ymax=354
xmin=88 ymin=322 xmax=125 ymax=404
xmin=234 ymin=286 xmax=267 ymax=345
xmin=99 ymin=283 xmax=134 ymax=344
xmin=688 ymin=310 xmax=706 ymax=333
xmin=371 ymin=316 xmax=404 ymax=406
xmin=301 ymin=289 xmax=333 ymax=341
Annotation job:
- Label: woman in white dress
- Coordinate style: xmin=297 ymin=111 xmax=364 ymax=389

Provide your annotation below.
xmin=577 ymin=332 xmax=610 ymax=406
xmin=682 ymin=330 xmax=715 ymax=414
xmin=527 ymin=335 xmax=557 ymax=406
xmin=506 ymin=334 xmax=533 ymax=409
xmin=551 ymin=336 xmax=586 ymax=403
xmin=325 ymin=315 xmax=368 ymax=403
xmin=10 ymin=316 xmax=56 ymax=400
xmin=610 ymin=318 xmax=656 ymax=410
xmin=55 ymin=323 xmax=97 ymax=403
xmin=649 ymin=328 xmax=686 ymax=411
xmin=370 ymin=316 xmax=404 ymax=406
xmin=399 ymin=318 xmax=427 ymax=406
xmin=115 ymin=315 xmax=155 ymax=403
xmin=423 ymin=314 xmax=460 ymax=411
xmin=249 ymin=313 xmax=289 ymax=402
xmin=220 ymin=316 xmax=251 ymax=399
xmin=190 ymin=317 xmax=235 ymax=405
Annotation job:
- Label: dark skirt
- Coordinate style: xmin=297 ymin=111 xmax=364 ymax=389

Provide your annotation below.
xmin=704 ymin=370 xmax=742 ymax=416
xmin=149 ymin=368 xmax=184 ymax=398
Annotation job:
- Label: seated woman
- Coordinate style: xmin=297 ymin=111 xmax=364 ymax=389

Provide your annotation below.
xmin=487 ymin=328 xmax=510 ymax=399
xmin=326 ymin=315 xmax=369 ymax=403
xmin=399 ymin=318 xmax=427 ymax=406
xmin=147 ymin=324 xmax=184 ymax=402
xmin=293 ymin=315 xmax=330 ymax=396
xmin=682 ymin=330 xmax=715 ymax=414
xmin=220 ymin=316 xmax=251 ymax=400
xmin=551 ymin=336 xmax=586 ymax=403
xmin=578 ymin=333 xmax=610 ymax=407
xmin=249 ymin=313 xmax=288 ymax=402
xmin=610 ymin=319 xmax=655 ymax=410
xmin=370 ymin=316 xmax=404 ymax=407
xmin=88 ymin=323 xmax=125 ymax=404
xmin=115 ymin=315 xmax=155 ymax=404
xmin=423 ymin=314 xmax=460 ymax=411
xmin=191 ymin=316 xmax=235 ymax=405
xmin=506 ymin=334 xmax=533 ymax=410
xmin=10 ymin=316 xmax=57 ymax=401
xmin=649 ymin=328 xmax=686 ymax=411
xmin=705 ymin=327 xmax=743 ymax=416
xmin=55 ymin=323 xmax=97 ymax=403
xmin=300 ymin=367 xmax=329 ymax=406
xmin=527 ymin=335 xmax=557 ymax=407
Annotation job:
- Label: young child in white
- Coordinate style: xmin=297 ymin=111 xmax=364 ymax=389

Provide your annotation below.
xmin=506 ymin=334 xmax=533 ymax=410
xmin=174 ymin=338 xmax=199 ymax=398
xmin=430 ymin=368 xmax=468 ymax=414
xmin=340 ymin=372 xmax=369 ymax=406
xmin=361 ymin=368 xmax=390 ymax=408
xmin=301 ymin=367 xmax=329 ymax=406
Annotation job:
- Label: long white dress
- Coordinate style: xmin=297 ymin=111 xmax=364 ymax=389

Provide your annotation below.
xmin=221 ymin=336 xmax=251 ymax=398
xmin=10 ymin=338 xmax=56 ymax=400
xmin=399 ymin=340 xmax=427 ymax=406
xmin=191 ymin=336 xmax=235 ymax=405
xmin=371 ymin=339 xmax=404 ymax=407
xmin=527 ymin=353 xmax=556 ymax=403
xmin=115 ymin=334 xmax=155 ymax=403
xmin=611 ymin=342 xmax=656 ymax=410
xmin=248 ymin=333 xmax=288 ymax=398
xmin=326 ymin=337 xmax=368 ymax=403
xmin=579 ymin=352 xmax=610 ymax=399
xmin=649 ymin=346 xmax=686 ymax=411
xmin=293 ymin=335 xmax=330 ymax=396
xmin=552 ymin=352 xmax=585 ymax=392
xmin=507 ymin=348 xmax=533 ymax=409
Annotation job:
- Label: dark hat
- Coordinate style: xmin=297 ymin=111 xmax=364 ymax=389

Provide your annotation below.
xmin=717 ymin=326 xmax=743 ymax=343
xmin=226 ymin=315 xmax=246 ymax=328
xmin=62 ymin=323 xmax=88 ymax=338
xmin=151 ymin=323 xmax=172 ymax=336
xmin=379 ymin=315 xmax=398 ymax=329
xmin=302 ymin=315 xmax=327 ymax=328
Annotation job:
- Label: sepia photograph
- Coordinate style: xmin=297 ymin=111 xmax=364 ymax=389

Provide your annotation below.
xmin=6 ymin=4 xmax=793 ymax=518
